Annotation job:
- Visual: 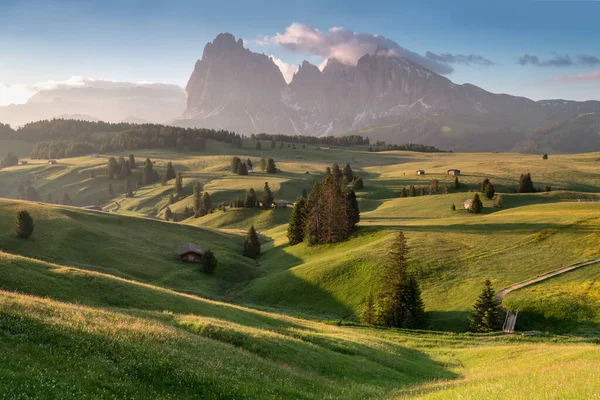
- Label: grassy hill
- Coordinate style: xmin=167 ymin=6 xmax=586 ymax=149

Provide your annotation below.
xmin=1 ymin=250 xmax=599 ymax=399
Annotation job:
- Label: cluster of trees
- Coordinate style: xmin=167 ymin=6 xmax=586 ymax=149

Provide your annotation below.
xmin=193 ymin=182 xmax=212 ymax=217
xmin=368 ymin=142 xmax=448 ymax=153
xmin=230 ymin=183 xmax=274 ymax=209
xmin=481 ymin=178 xmax=495 ymax=199
xmin=517 ymin=173 xmax=535 ymax=193
xmin=362 ymin=232 xmax=425 ymax=328
xmin=1 ymin=152 xmax=19 ymax=169
xmin=99 ymin=128 xmax=212 ymax=153
xmin=287 ymin=166 xmax=360 ymax=246
xmin=30 ymin=141 xmax=95 ymax=159
xmin=250 ymin=133 xmax=369 ymax=146
xmin=231 ymin=156 xmax=277 ymax=175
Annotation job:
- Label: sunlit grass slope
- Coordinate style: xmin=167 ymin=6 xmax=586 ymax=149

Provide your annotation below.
xmin=0 ymin=250 xmax=598 ymax=399
xmin=504 ymin=263 xmax=600 ymax=334
xmin=0 ymin=199 xmax=256 ymax=298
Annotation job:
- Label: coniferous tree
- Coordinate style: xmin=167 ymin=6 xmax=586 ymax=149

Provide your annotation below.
xmin=0 ymin=152 xmax=19 ymax=169
xmin=343 ymin=163 xmax=353 ymax=183
xmin=260 ymin=157 xmax=266 ymax=172
xmin=542 ymin=153 xmax=548 ymax=160
xmin=201 ymin=250 xmax=217 ymax=274
xmin=271 ymin=140 xmax=276 ymax=149
xmin=231 ymin=157 xmax=241 ymax=173
xmin=129 ymin=154 xmax=137 ymax=169
xmin=517 ymin=173 xmax=535 ymax=193
xmin=201 ymin=192 xmax=212 ymax=215
xmin=454 ymin=176 xmax=460 ymax=189
xmin=245 ymin=188 xmax=258 ymax=208
xmin=374 ymin=232 xmax=425 ymax=329
xmin=481 ymin=178 xmax=490 ymax=193
xmin=304 ymin=182 xmax=323 ymax=246
xmin=470 ymin=193 xmax=483 ymax=214
xmin=332 ymin=163 xmax=342 ymax=184
xmin=344 ymin=188 xmax=360 ymax=235
xmin=301 ymin=188 xmax=308 ymax=199
xmin=361 ymin=290 xmax=375 ymax=325
xmin=420 ymin=187 xmax=426 ymax=196
xmin=142 ymin=157 xmax=156 ymax=186
xmin=409 ymin=185 xmax=417 ymax=197
xmin=352 ymin=176 xmax=364 ymax=190
xmin=262 ymin=182 xmax=274 ymax=209
xmin=165 ymin=207 xmax=173 ymax=221
xmin=469 ymin=279 xmax=503 ymax=333
xmin=107 ymin=157 xmax=120 ymax=179
xmin=193 ymin=181 xmax=202 ymax=218
xmin=14 ymin=210 xmax=34 ymax=239
xmin=256 ymin=140 xmax=262 ymax=150
xmin=108 ymin=182 xmax=114 ymax=198
xmin=266 ymin=158 xmax=277 ymax=173
xmin=246 ymin=158 xmax=253 ymax=170
xmin=243 ymin=225 xmax=261 ymax=259
xmin=484 ymin=181 xmax=495 ymax=199
xmin=400 ymin=187 xmax=408 ymax=198
xmin=287 ymin=196 xmax=307 ymax=245
xmin=175 ymin=172 xmax=183 ymax=195
xmin=325 ymin=167 xmax=332 ymax=176
xmin=165 ymin=161 xmax=176 ymax=181
xmin=237 ymin=162 xmax=248 ymax=175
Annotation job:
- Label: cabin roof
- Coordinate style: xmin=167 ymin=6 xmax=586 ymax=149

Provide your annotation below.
xmin=178 ymin=242 xmax=204 ymax=256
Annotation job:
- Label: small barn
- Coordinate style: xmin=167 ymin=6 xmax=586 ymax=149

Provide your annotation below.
xmin=178 ymin=243 xmax=204 ymax=263
xmin=48 ymin=160 xmax=57 ymax=165
xmin=416 ymin=170 xmax=425 ymax=175
xmin=273 ymin=200 xmax=290 ymax=208
xmin=447 ymin=169 xmax=461 ymax=176
xmin=463 ymin=199 xmax=473 ymax=210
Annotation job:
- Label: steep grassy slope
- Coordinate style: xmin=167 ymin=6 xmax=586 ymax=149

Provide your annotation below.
xmin=504 ymin=263 xmax=600 ymax=334
xmin=0 ymin=199 xmax=256 ymax=298
xmin=1 ymin=251 xmax=599 ymax=399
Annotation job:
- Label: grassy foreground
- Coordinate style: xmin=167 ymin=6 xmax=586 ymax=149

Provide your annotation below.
xmin=0 ymin=250 xmax=598 ymax=399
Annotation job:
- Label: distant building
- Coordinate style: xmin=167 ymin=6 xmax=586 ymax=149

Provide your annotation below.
xmin=90 ymin=153 xmax=99 ymax=158
xmin=19 ymin=161 xmax=28 ymax=165
xmin=273 ymin=200 xmax=290 ymax=208
xmin=48 ymin=160 xmax=57 ymax=164
xmin=463 ymin=199 xmax=473 ymax=210
xmin=178 ymin=243 xmax=204 ymax=263
xmin=416 ymin=170 xmax=425 ymax=175
xmin=447 ymin=169 xmax=461 ymax=176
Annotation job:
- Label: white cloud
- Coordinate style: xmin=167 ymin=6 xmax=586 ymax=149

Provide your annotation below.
xmin=270 ymin=56 xmax=299 ymax=84
xmin=263 ymin=23 xmax=454 ymax=75
xmin=0 ymin=77 xmax=183 ymax=106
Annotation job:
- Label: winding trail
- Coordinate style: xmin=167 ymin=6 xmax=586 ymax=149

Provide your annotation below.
xmin=496 ymin=258 xmax=600 ymax=333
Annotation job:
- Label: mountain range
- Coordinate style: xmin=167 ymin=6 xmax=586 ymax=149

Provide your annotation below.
xmin=3 ymin=32 xmax=600 ymax=153
xmin=180 ymin=33 xmax=600 ymax=153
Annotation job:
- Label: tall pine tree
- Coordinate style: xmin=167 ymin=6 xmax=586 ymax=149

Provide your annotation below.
xmin=243 ymin=225 xmax=261 ymax=259
xmin=287 ymin=196 xmax=307 ymax=245
xmin=469 ymin=279 xmax=503 ymax=333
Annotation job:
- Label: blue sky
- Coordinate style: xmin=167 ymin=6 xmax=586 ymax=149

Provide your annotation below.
xmin=1 ymin=0 xmax=600 ymax=104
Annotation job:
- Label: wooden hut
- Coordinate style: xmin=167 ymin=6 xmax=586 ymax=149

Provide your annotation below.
xmin=178 ymin=243 xmax=204 ymax=263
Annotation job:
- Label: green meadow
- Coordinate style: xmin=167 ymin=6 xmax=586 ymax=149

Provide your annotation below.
xmin=1 ymin=140 xmax=599 ymax=397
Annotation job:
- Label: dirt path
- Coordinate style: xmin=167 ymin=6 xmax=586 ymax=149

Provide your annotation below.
xmin=497 ymin=258 xmax=600 ymax=303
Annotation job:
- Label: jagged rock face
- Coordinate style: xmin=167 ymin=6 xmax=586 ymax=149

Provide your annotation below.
xmin=183 ymin=33 xmax=600 ymax=148
xmin=184 ymin=33 xmax=289 ymax=133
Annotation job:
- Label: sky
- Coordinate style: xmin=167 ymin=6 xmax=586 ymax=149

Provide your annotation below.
xmin=1 ymin=0 xmax=600 ymax=105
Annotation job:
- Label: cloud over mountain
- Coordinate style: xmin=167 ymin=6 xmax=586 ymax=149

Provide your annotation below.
xmin=264 ymin=23 xmax=454 ymax=75
xmin=550 ymin=70 xmax=600 ymax=82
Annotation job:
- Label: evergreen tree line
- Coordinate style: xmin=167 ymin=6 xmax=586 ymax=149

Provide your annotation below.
xmin=30 ymin=140 xmax=96 ymax=159
xmin=368 ymin=142 xmax=449 ymax=153
xmin=287 ymin=166 xmax=360 ymax=246
xmin=1 ymin=152 xmax=19 ymax=169
xmin=250 ymin=133 xmax=369 ymax=146
xmin=230 ymin=182 xmax=274 ymax=209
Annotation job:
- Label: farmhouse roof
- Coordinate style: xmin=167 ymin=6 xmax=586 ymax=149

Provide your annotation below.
xmin=178 ymin=243 xmax=204 ymax=256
